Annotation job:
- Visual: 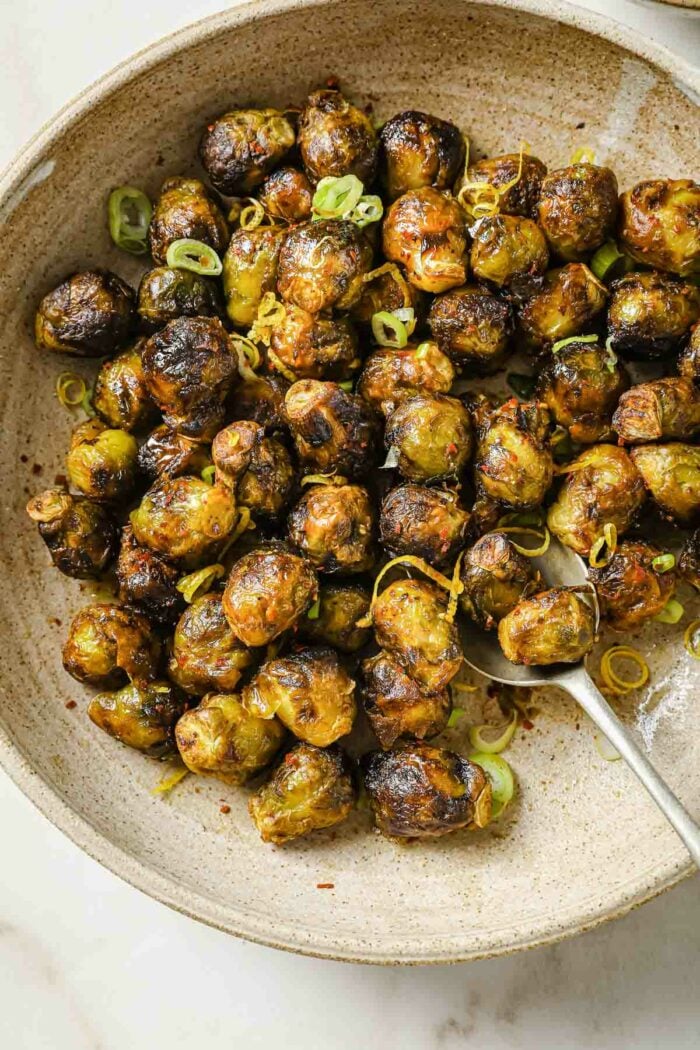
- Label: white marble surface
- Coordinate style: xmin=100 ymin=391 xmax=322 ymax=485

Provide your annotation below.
xmin=1 ymin=1 xmax=699 ymax=1046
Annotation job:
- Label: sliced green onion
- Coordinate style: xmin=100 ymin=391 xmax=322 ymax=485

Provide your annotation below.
xmin=56 ymin=372 xmax=87 ymax=408
xmin=589 ymin=523 xmax=617 ymax=568
xmin=469 ymin=752 xmax=515 ymax=818
xmin=166 ymin=238 xmax=223 ymax=276
xmin=447 ymin=707 xmax=466 ymax=729
xmin=570 ymin=147 xmax=596 ymax=165
xmin=380 ymin=446 xmax=400 ymax=470
xmin=108 ymin=186 xmax=152 ymax=254
xmin=351 ymin=195 xmax=384 ymax=227
xmin=392 ymin=307 xmax=416 ymax=336
xmin=497 ymin=509 xmax=544 ymax=529
xmin=312 ymin=175 xmax=364 ymax=220
xmin=594 ymin=732 xmax=621 ymax=762
xmin=81 ymin=388 xmax=96 ymax=418
xmin=371 ymin=311 xmax=409 ymax=348
xmin=652 ymin=553 xmax=675 ymax=573
xmin=201 ymin=464 xmax=216 ymax=485
xmin=653 ymin=598 xmax=684 ymax=625
xmin=414 ymin=341 xmax=432 ymax=360
xmin=590 ymin=240 xmax=623 ymax=281
xmin=551 ymin=333 xmax=599 ymax=354
xmin=306 ymin=597 xmax=321 ymax=620
xmin=683 ymin=619 xmax=700 ymax=659
xmin=176 ymin=563 xmax=225 ymax=604
xmin=604 ymin=342 xmax=618 ymax=373
xmin=338 ymin=380 xmax=354 ymax=392
xmin=506 ymin=372 xmax=536 ymax=399
xmin=468 ymin=709 xmax=518 ymax=754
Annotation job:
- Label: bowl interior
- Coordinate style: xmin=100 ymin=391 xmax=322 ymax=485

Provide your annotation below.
xmin=0 ymin=0 xmax=698 ymax=963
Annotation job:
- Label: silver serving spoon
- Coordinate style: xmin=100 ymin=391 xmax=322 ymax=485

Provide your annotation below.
xmin=459 ymin=537 xmax=700 ymax=867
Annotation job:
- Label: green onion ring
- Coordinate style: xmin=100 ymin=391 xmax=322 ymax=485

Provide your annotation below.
xmin=652 ymin=553 xmax=675 ymax=573
xmin=312 ymin=175 xmax=364 ymax=220
xmin=469 ymin=752 xmax=515 ymax=818
xmin=201 ymin=464 xmax=216 ymax=485
xmin=468 ymin=709 xmax=518 ymax=754
xmin=351 ymin=195 xmax=384 ymax=227
xmin=108 ymin=186 xmax=152 ymax=255
xmin=371 ymin=311 xmax=409 ymax=348
xmin=176 ymin=564 xmax=225 ymax=604
xmin=653 ymin=598 xmax=684 ymax=625
xmin=447 ymin=707 xmax=467 ymax=729
xmin=590 ymin=240 xmax=624 ymax=281
xmin=306 ymin=597 xmax=321 ymax=620
xmin=166 ymin=238 xmax=223 ymax=276
xmin=551 ymin=333 xmax=599 ymax=354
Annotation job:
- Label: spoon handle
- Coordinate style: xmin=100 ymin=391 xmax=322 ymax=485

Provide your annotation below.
xmin=563 ymin=666 xmax=700 ymax=868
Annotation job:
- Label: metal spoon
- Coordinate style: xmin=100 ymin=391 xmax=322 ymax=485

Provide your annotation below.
xmin=458 ymin=537 xmax=700 ymax=867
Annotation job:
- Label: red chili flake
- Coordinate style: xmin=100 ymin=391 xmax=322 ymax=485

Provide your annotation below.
xmin=31 ymin=463 xmax=43 ymax=476
xmin=316 ymin=882 xmax=335 ymax=889
xmin=326 ymin=76 xmax=340 ymax=90
xmin=522 ymin=718 xmax=534 ymax=731
xmin=54 ymin=473 xmax=68 ymax=486
xmin=207 ymin=123 xmax=215 ymax=131
xmin=65 ymin=700 xmax=77 ymax=710
xmin=20 ymin=454 xmax=28 ymax=464
xmin=220 ymin=804 xmax=231 ymax=814
xmin=446 ymin=443 xmax=458 ymax=456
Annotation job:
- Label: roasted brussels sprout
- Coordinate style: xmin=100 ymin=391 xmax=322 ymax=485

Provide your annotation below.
xmin=285 ymin=379 xmax=379 ymax=479
xmin=62 ymin=603 xmax=161 ymax=687
xmin=474 ymin=399 xmax=553 ymax=509
xmin=200 ymin=108 xmax=295 ymax=195
xmin=222 ymin=226 xmax=286 ymax=329
xmin=268 ymin=303 xmax=359 ymax=380
xmin=277 ymin=220 xmax=373 ymax=313
xmin=229 ymin=372 xmax=289 ymax=432
xmin=242 ymin=646 xmax=356 ymax=746
xmin=212 ymin=421 xmax=295 ymax=520
xmin=287 ymin=483 xmax=376 ymax=574
xmin=383 ymin=188 xmax=468 ymax=293
xmin=298 ymin=581 xmax=371 ymax=652
xmin=459 ymin=532 xmax=539 ymax=629
xmin=372 ymin=578 xmax=463 ymax=692
xmin=590 ymin=539 xmax=676 ymax=631
xmin=142 ymin=316 xmax=237 ymax=439
xmin=470 ymin=214 xmax=549 ymax=288
xmin=518 ymin=263 xmax=607 ymax=352
xmin=363 ymin=743 xmax=491 ymax=839
xmin=384 ymin=393 xmax=472 ymax=483
xmin=357 ymin=342 xmax=455 ymax=418
xmin=92 ymin=340 xmax=158 ymax=432
xmin=428 ymin=285 xmax=514 ymax=372
xmin=88 ymin=680 xmax=186 ymax=757
xmin=613 ymin=377 xmax=700 ymax=444
xmin=130 ymin=477 xmax=236 ymax=561
xmin=137 ymin=266 xmax=223 ymax=331
xmin=137 ymin=425 xmax=211 ymax=483
xmin=618 ymin=179 xmax=700 ymax=277
xmin=66 ymin=419 xmax=139 ymax=502
xmin=606 ymin=271 xmax=699 ymax=359
xmin=547 ymin=444 xmax=645 ymax=554
xmin=379 ymin=484 xmax=470 ymax=568
xmin=536 ymin=339 xmax=629 ymax=444
xmin=349 ymin=266 xmax=425 ymax=329
xmin=148 ymin=177 xmax=228 ymax=266
xmin=298 ymin=89 xmax=378 ymax=183
xmin=35 ymin=269 xmax=135 ymax=357
xmin=26 ymin=488 xmax=118 ymax=580
xmin=537 ymin=164 xmax=618 ymax=260
xmin=258 ymin=166 xmax=313 ymax=223
xmin=222 ymin=547 xmax=318 ymax=646
xmin=678 ymin=528 xmax=700 ymax=589
xmin=362 ymin=652 xmax=450 ymax=749
xmin=630 ymin=443 xmax=700 ymax=525
xmin=678 ymin=323 xmax=700 ymax=382
xmin=459 ymin=152 xmax=547 ymax=218
xmin=498 ymin=587 xmax=595 ymax=665
xmin=168 ymin=592 xmax=256 ymax=696
xmin=116 ymin=526 xmax=184 ymax=625
xmin=379 ymin=110 xmax=465 ymax=200
xmin=175 ymin=692 xmax=285 ymax=785
xmin=249 ymin=742 xmax=356 ymax=844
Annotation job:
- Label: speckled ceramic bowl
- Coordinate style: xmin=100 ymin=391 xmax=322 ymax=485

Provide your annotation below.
xmin=0 ymin=0 xmax=698 ymax=964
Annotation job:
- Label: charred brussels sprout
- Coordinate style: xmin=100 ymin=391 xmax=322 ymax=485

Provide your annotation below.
xmin=379 ymin=110 xmax=465 ymax=200
xmin=148 ymin=177 xmax=228 ymax=266
xmin=679 ymin=529 xmax=700 ymax=589
xmin=298 ymin=89 xmax=378 ymax=183
xmin=168 ymin=593 xmax=256 ymax=696
xmin=537 ymin=164 xmax=618 ymax=260
xmin=130 ymin=477 xmax=236 ymax=561
xmin=277 ymin=220 xmax=373 ymax=313
xmin=26 ymin=488 xmax=118 ymax=579
xmin=547 ymin=444 xmax=645 ymax=554
xmin=258 ymin=167 xmax=313 ymax=223
xmin=362 ymin=652 xmax=450 ymax=749
xmin=212 ymin=420 xmax=295 ymax=520
xmin=62 ymin=603 xmax=161 ymax=687
xmin=630 ymin=443 xmax=700 ymax=526
xmin=287 ymin=484 xmax=376 ymax=574
xmin=242 ymin=646 xmax=356 ymax=746
xmin=379 ymin=484 xmax=470 ymax=568
xmin=222 ymin=226 xmax=286 ymax=329
xmin=137 ymin=425 xmax=211 ymax=483
xmin=537 ymin=339 xmax=629 ymax=444
xmin=459 ymin=532 xmax=539 ymax=629
xmin=474 ymin=399 xmax=553 ymax=509
xmin=470 ymin=214 xmax=549 ymax=288
xmin=298 ymin=581 xmax=371 ymax=652
xmin=142 ymin=316 xmax=236 ymax=439
xmin=372 ymin=578 xmax=463 ymax=693
xmin=589 ymin=539 xmax=676 ymax=631
xmin=382 ymin=187 xmax=468 ymax=293
xmin=606 ymin=271 xmax=699 ymax=359
xmin=460 ymin=152 xmax=547 ymax=218
xmin=35 ymin=269 xmax=135 ymax=357
xmin=357 ymin=342 xmax=455 ymax=418
xmin=116 ymin=526 xmax=184 ymax=625
xmin=363 ymin=743 xmax=491 ymax=839
xmin=88 ymin=680 xmax=186 ymax=757
xmin=613 ymin=377 xmax=700 ymax=444
xmin=678 ymin=323 xmax=700 ymax=382
xmin=200 ymin=108 xmax=295 ymax=195
xmin=285 ymin=379 xmax=378 ymax=479
xmin=428 ymin=285 xmax=514 ymax=372
xmin=268 ymin=302 xmax=359 ymax=380
xmin=66 ymin=419 xmax=139 ymax=502
xmin=618 ymin=179 xmax=700 ymax=277
xmin=222 ymin=547 xmax=318 ymax=646
xmin=137 ymin=266 xmax=223 ymax=331
xmin=384 ymin=393 xmax=472 ymax=482
xmin=519 ymin=263 xmax=607 ymax=352
xmin=498 ymin=588 xmax=595 ymax=665
xmin=249 ymin=743 xmax=356 ymax=844
xmin=229 ymin=372 xmax=289 ymax=432
xmin=175 ymin=693 xmax=285 ymax=785
xmin=93 ymin=340 xmax=158 ymax=432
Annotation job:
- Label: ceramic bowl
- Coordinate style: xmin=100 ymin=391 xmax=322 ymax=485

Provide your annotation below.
xmin=0 ymin=0 xmax=698 ymax=964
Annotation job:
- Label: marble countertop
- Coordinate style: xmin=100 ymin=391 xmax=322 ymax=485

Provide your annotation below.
xmin=2 ymin=1 xmax=699 ymax=1046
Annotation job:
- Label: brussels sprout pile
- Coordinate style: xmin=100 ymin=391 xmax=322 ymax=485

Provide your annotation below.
xmin=27 ymin=85 xmax=700 ymax=846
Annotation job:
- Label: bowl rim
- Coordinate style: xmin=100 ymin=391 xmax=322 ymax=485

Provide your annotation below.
xmin=1 ymin=0 xmax=697 ymax=965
